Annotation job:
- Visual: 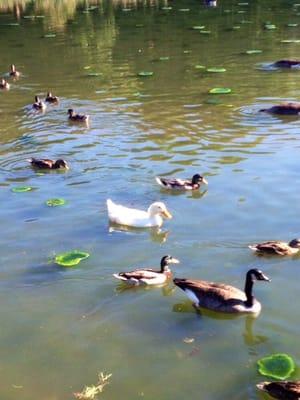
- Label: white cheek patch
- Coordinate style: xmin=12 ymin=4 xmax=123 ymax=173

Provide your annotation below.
xmin=184 ymin=289 xmax=200 ymax=306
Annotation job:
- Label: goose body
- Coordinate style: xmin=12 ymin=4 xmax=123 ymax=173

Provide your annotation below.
xmin=106 ymin=199 xmax=172 ymax=228
xmin=249 ymin=238 xmax=300 ymax=256
xmin=45 ymin=92 xmax=59 ymax=103
xmin=156 ymin=174 xmax=208 ymax=190
xmin=113 ymin=255 xmax=179 ymax=286
xmin=27 ymin=158 xmax=69 ymax=170
xmin=68 ymin=109 xmax=89 ymax=123
xmin=0 ymin=78 xmax=10 ymax=90
xmin=9 ymin=64 xmax=20 ymax=77
xmin=273 ymin=59 xmax=300 ymax=68
xmin=257 ymin=381 xmax=300 ymax=399
xmin=173 ymin=269 xmax=270 ymax=314
xmin=33 ymin=96 xmax=46 ymax=111
xmin=260 ymin=102 xmax=300 ymax=115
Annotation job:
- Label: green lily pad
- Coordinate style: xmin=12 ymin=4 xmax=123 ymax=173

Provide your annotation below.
xmin=192 ymin=25 xmax=206 ymax=30
xmin=86 ymin=72 xmax=103 ymax=77
xmin=55 ymin=250 xmax=90 ymax=267
xmin=209 ymin=87 xmax=232 ymax=94
xmin=183 ymin=50 xmax=191 ymax=54
xmin=206 ymin=67 xmax=226 ymax=73
xmin=195 ymin=64 xmax=206 ymax=69
xmin=287 ymin=23 xmax=298 ymax=27
xmin=161 ymin=6 xmax=172 ymax=10
xmin=138 ymin=71 xmax=154 ymax=77
xmin=46 ymin=198 xmax=66 ymax=207
xmin=159 ymin=56 xmax=169 ymax=61
xmin=4 ymin=23 xmax=20 ymax=26
xmin=238 ymin=2 xmax=249 ymax=5
xmin=135 ymin=24 xmax=144 ymax=28
xmin=23 ymin=15 xmax=35 ymax=19
xmin=281 ymin=39 xmax=300 ymax=43
xmin=257 ymin=354 xmax=296 ymax=380
xmin=43 ymin=34 xmax=56 ymax=38
xmin=179 ymin=8 xmax=190 ymax=11
xmin=12 ymin=186 xmax=33 ymax=193
xmin=264 ymin=24 xmax=277 ymax=30
xmin=231 ymin=25 xmax=241 ymax=30
xmin=245 ymin=49 xmax=263 ymax=54
xmin=200 ymin=30 xmax=211 ymax=34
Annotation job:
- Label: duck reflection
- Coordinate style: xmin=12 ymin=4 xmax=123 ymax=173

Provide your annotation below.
xmin=108 ymin=223 xmax=169 ymax=244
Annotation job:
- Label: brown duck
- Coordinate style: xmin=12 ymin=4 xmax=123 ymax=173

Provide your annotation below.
xmin=68 ymin=109 xmax=89 ymax=123
xmin=257 ymin=381 xmax=300 ymax=399
xmin=27 ymin=158 xmax=69 ymax=170
xmin=9 ymin=64 xmax=20 ymax=77
xmin=273 ymin=59 xmax=300 ymax=68
xmin=45 ymin=92 xmax=59 ymax=103
xmin=32 ymin=96 xmax=46 ymax=111
xmin=156 ymin=174 xmax=208 ymax=190
xmin=0 ymin=78 xmax=10 ymax=90
xmin=249 ymin=239 xmax=300 ymax=256
xmin=260 ymin=102 xmax=300 ymax=115
xmin=173 ymin=268 xmax=270 ymax=314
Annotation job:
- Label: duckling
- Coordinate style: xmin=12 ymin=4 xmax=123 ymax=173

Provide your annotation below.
xmin=113 ymin=255 xmax=180 ymax=286
xmin=27 ymin=158 xmax=69 ymax=170
xmin=68 ymin=109 xmax=89 ymax=123
xmin=257 ymin=381 xmax=300 ymax=399
xmin=273 ymin=59 xmax=300 ymax=68
xmin=156 ymin=174 xmax=208 ymax=190
xmin=45 ymin=92 xmax=59 ymax=103
xmin=9 ymin=64 xmax=20 ymax=78
xmin=173 ymin=268 xmax=270 ymax=314
xmin=107 ymin=199 xmax=172 ymax=228
xmin=249 ymin=238 xmax=300 ymax=256
xmin=260 ymin=102 xmax=300 ymax=115
xmin=32 ymin=96 xmax=46 ymax=111
xmin=0 ymin=78 xmax=10 ymax=90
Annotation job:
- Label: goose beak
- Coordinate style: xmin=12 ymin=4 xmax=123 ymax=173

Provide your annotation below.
xmin=202 ymin=178 xmax=208 ymax=185
xmin=171 ymin=258 xmax=180 ymax=264
xmin=161 ymin=209 xmax=172 ymax=219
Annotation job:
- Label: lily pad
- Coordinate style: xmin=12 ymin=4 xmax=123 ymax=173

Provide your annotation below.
xmin=135 ymin=24 xmax=144 ymax=28
xmin=200 ymin=30 xmax=211 ymax=34
xmin=206 ymin=67 xmax=226 ymax=73
xmin=43 ymin=34 xmax=56 ymax=38
xmin=281 ymin=39 xmax=300 ymax=43
xmin=179 ymin=8 xmax=190 ymax=11
xmin=55 ymin=250 xmax=90 ymax=267
xmin=287 ymin=23 xmax=298 ymax=27
xmin=257 ymin=354 xmax=296 ymax=380
xmin=161 ymin=6 xmax=172 ymax=10
xmin=12 ymin=186 xmax=33 ymax=193
xmin=245 ymin=49 xmax=263 ymax=54
xmin=209 ymin=87 xmax=231 ymax=94
xmin=86 ymin=72 xmax=103 ymax=77
xmin=159 ymin=56 xmax=170 ymax=61
xmin=264 ymin=23 xmax=276 ymax=30
xmin=195 ymin=64 xmax=206 ymax=69
xmin=192 ymin=25 xmax=205 ymax=30
xmin=138 ymin=71 xmax=154 ymax=77
xmin=231 ymin=25 xmax=241 ymax=30
xmin=46 ymin=198 xmax=66 ymax=207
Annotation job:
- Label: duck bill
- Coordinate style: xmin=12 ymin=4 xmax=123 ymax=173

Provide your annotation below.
xmin=202 ymin=178 xmax=208 ymax=185
xmin=171 ymin=258 xmax=180 ymax=264
xmin=161 ymin=209 xmax=172 ymax=219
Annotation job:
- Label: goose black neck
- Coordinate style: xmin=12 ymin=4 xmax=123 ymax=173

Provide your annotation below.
xmin=160 ymin=257 xmax=169 ymax=272
xmin=244 ymin=270 xmax=254 ymax=307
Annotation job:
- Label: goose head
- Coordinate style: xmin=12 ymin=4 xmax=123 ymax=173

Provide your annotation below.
xmin=248 ymin=268 xmax=270 ymax=282
xmin=288 ymin=238 xmax=300 ymax=248
xmin=148 ymin=202 xmax=172 ymax=219
xmin=160 ymin=255 xmax=180 ymax=272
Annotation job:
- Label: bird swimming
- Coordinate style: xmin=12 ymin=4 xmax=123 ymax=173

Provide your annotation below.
xmin=32 ymin=96 xmax=46 ymax=111
xmin=27 ymin=158 xmax=69 ymax=170
xmin=156 ymin=174 xmax=208 ymax=190
xmin=68 ymin=109 xmax=89 ymax=123
xmin=249 ymin=238 xmax=300 ymax=256
xmin=260 ymin=102 xmax=300 ymax=115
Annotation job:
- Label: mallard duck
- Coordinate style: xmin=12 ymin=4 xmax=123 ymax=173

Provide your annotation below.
xmin=106 ymin=199 xmax=172 ymax=227
xmin=0 ymin=78 xmax=10 ymax=90
xmin=273 ymin=59 xmax=300 ymax=68
xmin=249 ymin=238 xmax=300 ymax=256
xmin=113 ymin=255 xmax=180 ymax=286
xmin=260 ymin=102 xmax=300 ymax=115
xmin=32 ymin=96 xmax=46 ymax=111
xmin=257 ymin=381 xmax=300 ymax=399
xmin=68 ymin=109 xmax=89 ymax=123
xmin=27 ymin=158 xmax=69 ymax=170
xmin=173 ymin=268 xmax=270 ymax=314
xmin=156 ymin=174 xmax=208 ymax=190
xmin=9 ymin=64 xmax=20 ymax=77
xmin=45 ymin=92 xmax=59 ymax=103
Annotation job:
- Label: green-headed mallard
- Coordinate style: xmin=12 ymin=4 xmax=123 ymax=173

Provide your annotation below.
xmin=249 ymin=239 xmax=300 ymax=256
xmin=32 ymin=96 xmax=46 ymax=111
xmin=173 ymin=268 xmax=270 ymax=314
xmin=27 ymin=158 xmax=69 ymax=170
xmin=156 ymin=174 xmax=208 ymax=190
xmin=113 ymin=255 xmax=180 ymax=285
xmin=106 ymin=199 xmax=172 ymax=228
xmin=257 ymin=381 xmax=300 ymax=399
xmin=68 ymin=109 xmax=89 ymax=123
xmin=0 ymin=78 xmax=10 ymax=90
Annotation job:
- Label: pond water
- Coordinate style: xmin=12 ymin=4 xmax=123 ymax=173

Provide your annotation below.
xmin=1 ymin=0 xmax=300 ymax=399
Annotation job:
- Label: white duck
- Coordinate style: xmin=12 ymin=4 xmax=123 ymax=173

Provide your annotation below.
xmin=106 ymin=199 xmax=172 ymax=227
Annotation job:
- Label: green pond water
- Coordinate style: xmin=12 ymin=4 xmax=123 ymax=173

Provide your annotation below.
xmin=1 ymin=0 xmax=300 ymax=398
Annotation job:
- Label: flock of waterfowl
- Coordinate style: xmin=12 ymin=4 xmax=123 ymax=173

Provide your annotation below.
xmin=3 ymin=59 xmax=300 ymax=399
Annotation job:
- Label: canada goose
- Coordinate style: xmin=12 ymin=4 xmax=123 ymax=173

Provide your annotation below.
xmin=27 ymin=158 xmax=69 ymax=170
xmin=260 ymin=102 xmax=300 ymax=115
xmin=173 ymin=268 xmax=270 ymax=314
xmin=156 ymin=174 xmax=208 ymax=190
xmin=249 ymin=238 xmax=300 ymax=256
xmin=257 ymin=381 xmax=300 ymax=399
xmin=106 ymin=199 xmax=172 ymax=228
xmin=113 ymin=255 xmax=180 ymax=285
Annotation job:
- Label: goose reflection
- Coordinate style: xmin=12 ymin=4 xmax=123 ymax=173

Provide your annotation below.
xmin=108 ymin=223 xmax=169 ymax=244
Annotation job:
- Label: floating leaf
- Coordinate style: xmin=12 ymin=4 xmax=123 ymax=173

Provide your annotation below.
xmin=183 ymin=50 xmax=191 ymax=54
xmin=137 ymin=71 xmax=154 ymax=77
xmin=159 ymin=56 xmax=169 ymax=61
xmin=12 ymin=186 xmax=33 ymax=193
xmin=122 ymin=8 xmax=131 ymax=11
xmin=245 ymin=49 xmax=263 ymax=54
xmin=264 ymin=23 xmax=276 ymax=30
xmin=238 ymin=2 xmax=249 ymax=5
xmin=3 ymin=23 xmax=20 ymax=26
xmin=135 ymin=24 xmax=144 ymax=27
xmin=161 ymin=6 xmax=172 ymax=10
xmin=281 ymin=39 xmax=300 ymax=43
xmin=231 ymin=25 xmax=241 ymax=30
xmin=257 ymin=354 xmax=296 ymax=380
xmin=43 ymin=33 xmax=56 ymax=38
xmin=192 ymin=25 xmax=205 ymax=30
xmin=46 ymin=198 xmax=66 ymax=207
xmin=287 ymin=23 xmax=298 ymax=27
xmin=86 ymin=72 xmax=103 ymax=77
xmin=200 ymin=30 xmax=211 ymax=34
xmin=55 ymin=250 xmax=89 ymax=267
xmin=209 ymin=87 xmax=231 ymax=94
xmin=195 ymin=64 xmax=206 ymax=69
xmin=179 ymin=8 xmax=190 ymax=11
xmin=23 ymin=15 xmax=35 ymax=19
xmin=206 ymin=67 xmax=226 ymax=73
